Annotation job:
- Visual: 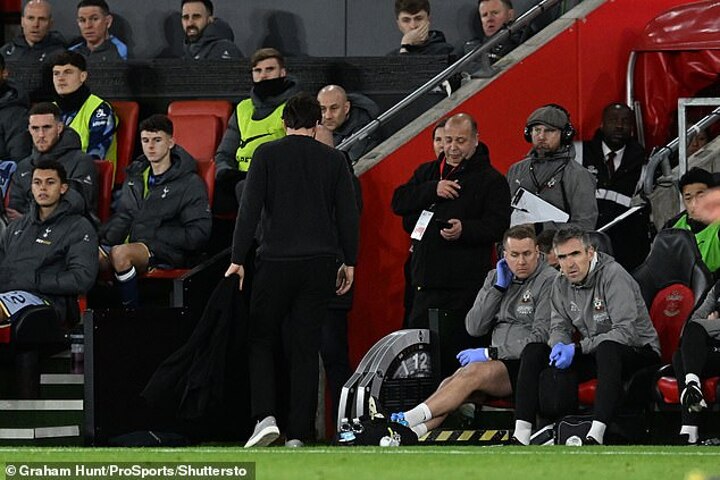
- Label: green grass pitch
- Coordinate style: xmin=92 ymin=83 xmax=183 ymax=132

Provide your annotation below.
xmin=1 ymin=446 xmax=719 ymax=480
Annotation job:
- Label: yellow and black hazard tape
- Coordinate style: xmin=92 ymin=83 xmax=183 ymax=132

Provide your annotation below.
xmin=418 ymin=429 xmax=511 ymax=444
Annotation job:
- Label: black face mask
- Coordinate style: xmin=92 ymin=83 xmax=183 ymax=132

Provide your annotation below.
xmin=252 ymin=76 xmax=287 ymax=100
xmin=55 ymin=83 xmax=91 ymax=113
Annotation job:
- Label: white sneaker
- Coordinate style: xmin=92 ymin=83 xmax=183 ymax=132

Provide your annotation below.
xmin=244 ymin=416 xmax=280 ymax=448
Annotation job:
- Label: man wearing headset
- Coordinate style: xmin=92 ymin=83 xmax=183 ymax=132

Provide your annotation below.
xmin=506 ymin=105 xmax=597 ymax=232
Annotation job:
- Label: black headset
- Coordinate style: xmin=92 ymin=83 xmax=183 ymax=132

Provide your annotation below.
xmin=523 ymin=104 xmax=577 ymax=145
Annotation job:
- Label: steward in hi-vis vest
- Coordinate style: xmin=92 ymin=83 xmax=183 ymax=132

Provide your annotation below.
xmin=213 ymin=48 xmax=300 ymax=214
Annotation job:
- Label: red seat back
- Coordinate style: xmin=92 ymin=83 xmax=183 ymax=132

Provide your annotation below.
xmin=196 ymin=160 xmax=215 ymax=208
xmin=648 ymin=284 xmax=695 ymax=363
xmin=168 ymin=114 xmax=221 ymax=163
xmin=168 ymin=100 xmax=233 ymax=133
xmin=94 ymin=159 xmax=114 ymax=223
xmin=632 ymin=229 xmax=713 ymax=363
xmin=110 ymin=100 xmax=139 ymax=186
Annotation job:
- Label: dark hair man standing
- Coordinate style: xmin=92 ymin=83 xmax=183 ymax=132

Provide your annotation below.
xmin=226 ymin=93 xmax=359 ymax=448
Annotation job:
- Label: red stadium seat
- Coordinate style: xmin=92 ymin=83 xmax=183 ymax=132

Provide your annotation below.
xmin=95 ymin=160 xmax=114 ymax=223
xmin=168 ymin=114 xmax=221 ymax=163
xmin=110 ymin=100 xmax=139 ymax=186
xmin=633 ymin=228 xmax=712 ymax=364
xmin=196 ymin=159 xmax=215 ymax=208
xmin=168 ymin=99 xmax=233 ymax=133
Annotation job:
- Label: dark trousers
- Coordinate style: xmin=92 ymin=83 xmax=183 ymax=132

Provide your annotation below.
xmin=212 ymin=170 xmax=245 ymax=215
xmin=247 ymin=257 xmax=336 ymax=440
xmin=320 ymin=309 xmax=352 ymax=419
xmin=515 ymin=341 xmax=659 ymax=425
xmin=407 ymin=286 xmax=479 ymax=330
xmin=673 ymin=322 xmax=720 ymax=426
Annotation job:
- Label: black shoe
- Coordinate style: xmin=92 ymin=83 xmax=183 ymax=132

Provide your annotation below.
xmin=507 ymin=436 xmax=527 ymax=446
xmin=584 ymin=436 xmax=601 ymax=445
xmin=681 ymin=381 xmax=707 ymax=413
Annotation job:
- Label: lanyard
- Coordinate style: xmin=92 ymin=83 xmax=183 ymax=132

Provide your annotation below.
xmin=530 ymin=160 xmax=567 ymax=195
xmin=439 ymin=158 xmax=460 ymax=180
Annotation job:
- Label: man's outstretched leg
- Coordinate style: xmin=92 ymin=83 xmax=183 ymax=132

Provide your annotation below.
xmin=395 ymin=360 xmax=513 ymax=436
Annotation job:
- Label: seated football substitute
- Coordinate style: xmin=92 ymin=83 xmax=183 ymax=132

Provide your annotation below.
xmin=98 ymin=114 xmax=211 ymax=307
xmin=0 ymin=159 xmax=98 ymax=340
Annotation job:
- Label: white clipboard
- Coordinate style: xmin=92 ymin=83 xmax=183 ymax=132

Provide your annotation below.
xmin=510 ymin=187 xmax=569 ymax=227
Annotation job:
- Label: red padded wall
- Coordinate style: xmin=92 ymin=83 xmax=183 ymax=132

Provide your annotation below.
xmin=347 ymin=0 xmax=692 ymax=366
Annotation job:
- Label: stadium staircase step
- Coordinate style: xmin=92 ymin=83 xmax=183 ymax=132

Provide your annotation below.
xmin=0 ymin=348 xmax=85 ymax=446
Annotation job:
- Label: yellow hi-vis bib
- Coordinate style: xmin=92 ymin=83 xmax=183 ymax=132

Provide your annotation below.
xmin=234 ymin=99 xmax=285 ymax=172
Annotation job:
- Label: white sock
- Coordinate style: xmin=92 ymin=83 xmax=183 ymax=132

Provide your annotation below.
xmin=685 ymin=373 xmax=701 ymax=386
xmin=115 ymin=266 xmax=137 ymax=282
xmin=587 ymin=421 xmax=606 ymax=444
xmin=404 ymin=403 xmax=432 ymax=427
xmin=411 ymin=423 xmax=428 ymax=438
xmin=680 ymin=425 xmax=699 ymax=444
xmin=513 ymin=420 xmax=532 ymax=445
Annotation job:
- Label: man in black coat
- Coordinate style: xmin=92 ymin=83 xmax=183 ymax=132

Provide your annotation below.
xmin=392 ymin=113 xmax=511 ymax=330
xmin=576 ymin=102 xmax=650 ymax=270
xmin=100 ymin=114 xmax=211 ymax=307
xmin=226 ymin=93 xmax=359 ymax=448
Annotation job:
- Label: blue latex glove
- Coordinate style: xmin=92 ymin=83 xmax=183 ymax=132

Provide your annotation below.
xmin=456 ymin=348 xmax=489 ymax=366
xmin=494 ymin=258 xmax=513 ymax=290
xmin=549 ymin=342 xmax=575 ymax=369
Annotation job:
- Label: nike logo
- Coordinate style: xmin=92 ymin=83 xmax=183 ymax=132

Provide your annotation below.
xmin=238 ymin=133 xmax=272 ymax=149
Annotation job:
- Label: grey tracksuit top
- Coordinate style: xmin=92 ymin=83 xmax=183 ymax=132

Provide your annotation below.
xmin=466 ymin=258 xmax=559 ymax=360
xmin=506 ymin=143 xmax=598 ymax=231
xmin=549 ymin=252 xmax=660 ymax=355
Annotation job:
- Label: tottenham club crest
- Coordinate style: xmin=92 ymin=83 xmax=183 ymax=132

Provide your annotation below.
xmin=35 ymin=227 xmax=52 ymax=245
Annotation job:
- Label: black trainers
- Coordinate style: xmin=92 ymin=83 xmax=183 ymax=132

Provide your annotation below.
xmin=506 ymin=436 xmax=527 ymax=446
xmin=681 ymin=381 xmax=708 ymax=413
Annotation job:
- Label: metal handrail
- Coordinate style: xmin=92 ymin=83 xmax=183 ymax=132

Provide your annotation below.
xmin=337 ymin=0 xmax=564 ymax=160
xmin=643 ymin=104 xmax=720 ymax=195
